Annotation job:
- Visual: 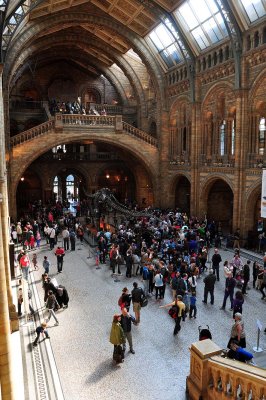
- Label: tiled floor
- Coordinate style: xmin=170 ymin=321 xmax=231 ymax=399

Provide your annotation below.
xmin=22 ymin=242 xmax=266 ymax=400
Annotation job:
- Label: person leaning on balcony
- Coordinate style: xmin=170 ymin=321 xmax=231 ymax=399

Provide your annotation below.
xmin=227 ymin=312 xmax=246 ymax=349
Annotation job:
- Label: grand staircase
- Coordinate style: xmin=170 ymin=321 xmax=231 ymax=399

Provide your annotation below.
xmin=10 ymin=114 xmax=158 ymax=148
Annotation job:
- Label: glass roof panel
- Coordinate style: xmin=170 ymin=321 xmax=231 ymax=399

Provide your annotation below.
xmin=191 ymin=27 xmax=208 ymax=49
xmin=178 ymin=3 xmax=198 ymax=29
xmin=191 ymin=0 xmax=212 ymax=22
xmin=148 ymin=21 xmax=185 ymax=68
xmin=155 ymin=25 xmax=173 ymax=47
xmin=240 ymin=0 xmax=266 ymax=22
xmin=175 ymin=0 xmax=229 ymax=51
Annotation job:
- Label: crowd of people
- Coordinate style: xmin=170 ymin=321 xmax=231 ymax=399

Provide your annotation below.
xmin=49 ymin=99 xmax=108 ymax=117
xmin=12 ymin=206 xmax=266 ymax=363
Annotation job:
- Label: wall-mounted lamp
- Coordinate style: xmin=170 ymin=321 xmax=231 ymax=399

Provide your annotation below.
xmin=106 ymin=174 xmax=110 ymax=179
xmin=20 ymin=177 xmax=25 ymax=181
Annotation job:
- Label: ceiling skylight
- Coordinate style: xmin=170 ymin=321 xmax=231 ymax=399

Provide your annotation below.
xmin=240 ymin=0 xmax=266 ymax=23
xmin=175 ymin=0 xmax=228 ymax=50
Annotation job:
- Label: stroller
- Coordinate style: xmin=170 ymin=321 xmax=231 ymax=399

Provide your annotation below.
xmin=198 ymin=325 xmax=212 ymax=341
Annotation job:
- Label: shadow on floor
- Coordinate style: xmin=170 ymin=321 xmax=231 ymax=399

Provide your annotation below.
xmin=86 ymin=359 xmax=118 ymax=384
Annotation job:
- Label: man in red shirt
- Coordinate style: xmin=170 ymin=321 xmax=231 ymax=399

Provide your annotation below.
xmin=54 ymin=246 xmax=65 ymax=273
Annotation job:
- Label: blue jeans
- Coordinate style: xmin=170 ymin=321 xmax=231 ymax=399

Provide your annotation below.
xmin=222 ymin=290 xmax=234 ymax=309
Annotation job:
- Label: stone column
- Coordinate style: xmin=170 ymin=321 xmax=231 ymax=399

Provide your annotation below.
xmin=190 ymin=101 xmax=201 ymax=216
xmin=157 ymin=110 xmax=172 ymax=208
xmin=233 ymin=89 xmax=249 ymax=234
xmin=0 ymin=65 xmax=12 ymax=305
xmin=0 ymin=64 xmax=14 ymax=400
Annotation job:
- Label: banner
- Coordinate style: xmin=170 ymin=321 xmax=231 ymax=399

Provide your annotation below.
xmin=261 ymin=169 xmax=266 ymax=217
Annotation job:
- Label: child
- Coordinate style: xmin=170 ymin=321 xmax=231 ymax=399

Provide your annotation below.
xmin=33 ymin=322 xmax=50 ymax=346
xmin=32 ymin=253 xmax=38 ymax=270
xmin=95 ymin=247 xmax=100 ymax=267
xmin=17 ymin=288 xmax=23 ymax=317
xmin=232 ymin=290 xmax=244 ymax=317
xmin=36 ymin=231 xmax=41 ymax=248
xmin=189 ymin=291 xmax=197 ymax=319
xmin=29 ymin=234 xmax=35 ymax=250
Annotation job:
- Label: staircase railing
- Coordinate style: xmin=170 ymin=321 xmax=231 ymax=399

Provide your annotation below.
xmin=122 ymin=121 xmax=158 ymax=147
xmin=10 ymin=115 xmax=158 ymax=148
xmin=10 ymin=119 xmax=55 ymax=146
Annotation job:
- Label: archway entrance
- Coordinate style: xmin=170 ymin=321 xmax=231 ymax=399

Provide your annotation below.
xmin=16 ymin=171 xmax=42 ymax=215
xmin=98 ymin=167 xmax=136 ymax=204
xmin=207 ymin=180 xmax=233 ymax=233
xmin=175 ymin=176 xmax=191 ymax=213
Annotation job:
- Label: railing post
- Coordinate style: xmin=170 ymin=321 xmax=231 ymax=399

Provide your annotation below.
xmin=186 ymin=339 xmax=222 ymax=400
xmin=115 ymin=115 xmax=123 ymax=133
xmin=55 ymin=113 xmax=63 ymax=131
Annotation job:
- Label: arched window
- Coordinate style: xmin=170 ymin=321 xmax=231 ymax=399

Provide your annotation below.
xmin=66 ymin=174 xmax=75 ymax=199
xmin=231 ymin=119 xmax=235 ymax=155
xmin=220 ymin=120 xmax=226 ymax=155
xmin=53 ymin=176 xmax=59 ymax=200
xmin=259 ymin=117 xmax=266 ymax=155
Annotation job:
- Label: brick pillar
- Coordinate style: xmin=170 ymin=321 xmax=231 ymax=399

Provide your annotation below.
xmin=233 ymin=89 xmax=249 ymax=234
xmin=0 ymin=64 xmax=15 ymax=400
xmin=190 ymin=102 xmax=201 ymax=216
xmin=158 ymin=111 xmax=172 ymax=208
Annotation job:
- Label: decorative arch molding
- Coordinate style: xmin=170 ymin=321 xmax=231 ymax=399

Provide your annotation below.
xmin=244 ymin=179 xmax=262 ymax=234
xmin=249 ymin=70 xmax=266 ymax=111
xmin=246 ymin=179 xmax=262 ymax=202
xmin=4 ymin=13 xmax=165 ymax=109
xmin=10 ymin=135 xmax=158 ymax=201
xmin=170 ymin=172 xmax=191 ymax=189
xmin=169 ymin=95 xmax=190 ymax=116
xmin=79 ymin=85 xmax=102 ymax=105
xmin=7 ymin=34 xmax=145 ymax=111
xmin=201 ymin=81 xmax=235 ymax=112
xmin=200 ymin=174 xmax=234 ymax=200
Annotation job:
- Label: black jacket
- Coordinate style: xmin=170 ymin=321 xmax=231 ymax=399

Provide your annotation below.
xmin=131 ymin=287 xmax=144 ymax=303
xmin=212 ymin=253 xmax=222 ymax=266
xmin=204 ymin=274 xmax=216 ymax=289
xmin=120 ymin=314 xmax=136 ymax=332
xmin=225 ymin=277 xmax=236 ymax=291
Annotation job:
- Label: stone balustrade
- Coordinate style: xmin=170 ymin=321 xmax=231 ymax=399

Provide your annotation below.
xmin=10 ymin=119 xmax=55 ymax=146
xmin=122 ymin=121 xmax=158 ymax=147
xmin=186 ymin=339 xmax=266 ymax=400
xmin=60 ymin=113 xmax=116 ymax=126
xmin=10 ymin=114 xmax=158 ymax=148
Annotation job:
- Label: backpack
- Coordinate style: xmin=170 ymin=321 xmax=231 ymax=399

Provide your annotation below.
xmin=142 ymin=267 xmax=150 ymax=280
xmin=118 ymin=295 xmax=123 ymax=307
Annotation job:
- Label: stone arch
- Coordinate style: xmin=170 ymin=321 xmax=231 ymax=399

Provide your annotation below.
xmin=8 ymin=34 xmax=145 ymax=117
xmin=200 ymin=175 xmax=234 ymax=233
xmin=249 ymin=69 xmax=266 ymax=107
xmin=16 ymin=170 xmax=42 ymax=214
xmin=244 ymin=180 xmax=262 ymax=237
xmin=80 ymin=86 xmax=102 ymax=107
xmin=10 ymin=133 xmax=158 ymax=215
xmin=202 ymin=82 xmax=235 ymax=116
xmin=169 ymin=96 xmax=191 ymax=159
xmin=96 ymin=164 xmax=137 ymax=203
xmin=173 ymin=174 xmax=191 ymax=214
xmin=4 ymin=13 xmax=165 ymax=109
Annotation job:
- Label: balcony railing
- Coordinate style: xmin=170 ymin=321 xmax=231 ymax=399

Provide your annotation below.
xmin=186 ymin=340 xmax=266 ymax=400
xmin=39 ymin=152 xmax=121 ymax=161
xmin=122 ymin=121 xmax=158 ymax=147
xmin=199 ymin=154 xmax=235 ymax=167
xmin=61 ymin=114 xmax=116 ymax=126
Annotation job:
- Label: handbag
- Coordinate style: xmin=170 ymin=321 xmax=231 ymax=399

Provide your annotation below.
xmin=140 ymin=296 xmax=148 ymax=307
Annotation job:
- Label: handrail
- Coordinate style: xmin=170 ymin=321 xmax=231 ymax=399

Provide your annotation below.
xmin=207 ymin=355 xmax=266 ymax=399
xmin=10 ymin=115 xmax=158 ymax=149
xmin=122 ymin=121 xmax=158 ymax=147
xmin=10 ymin=119 xmax=55 ymax=146
xmin=61 ymin=114 xmax=115 ymax=126
xmin=186 ymin=340 xmax=266 ymax=400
